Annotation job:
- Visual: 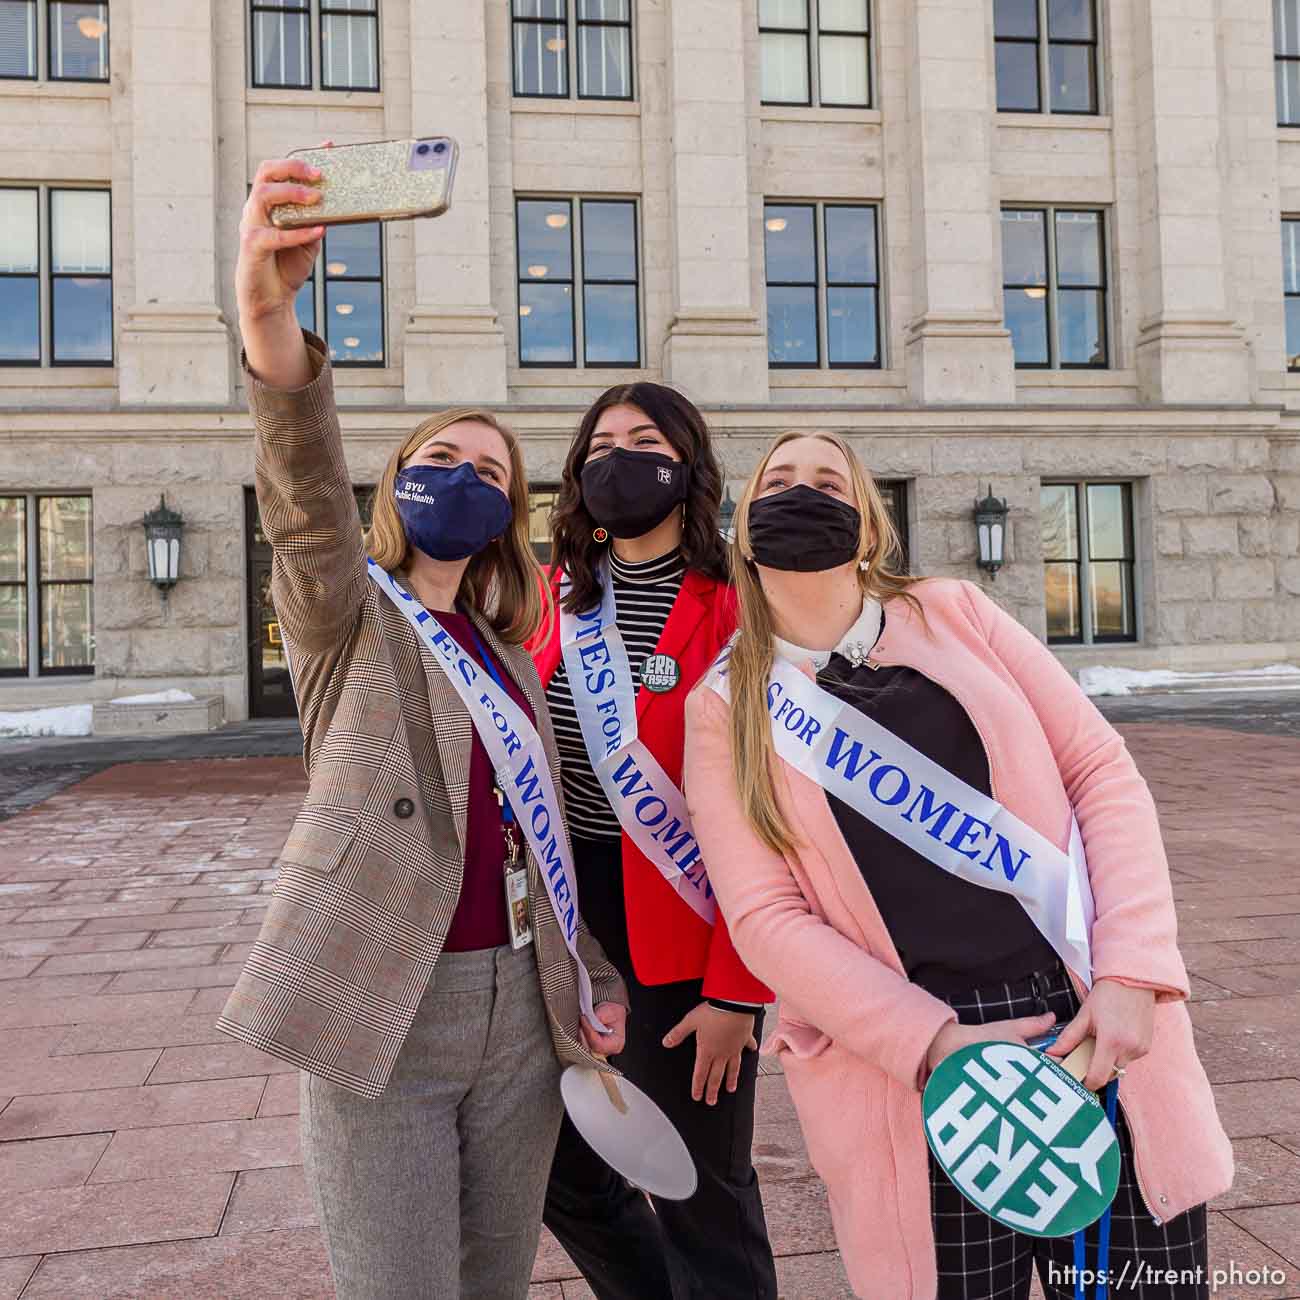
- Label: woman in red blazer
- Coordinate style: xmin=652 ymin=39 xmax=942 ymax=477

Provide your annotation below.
xmin=535 ymin=382 xmax=777 ymax=1300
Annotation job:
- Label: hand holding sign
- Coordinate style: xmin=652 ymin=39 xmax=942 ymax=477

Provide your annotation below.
xmin=926 ymin=1011 xmax=1057 ymax=1077
xmin=1046 ymin=978 xmax=1156 ymax=1092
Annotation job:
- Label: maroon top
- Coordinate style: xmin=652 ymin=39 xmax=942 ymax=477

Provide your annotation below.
xmin=434 ymin=610 xmax=536 ymax=953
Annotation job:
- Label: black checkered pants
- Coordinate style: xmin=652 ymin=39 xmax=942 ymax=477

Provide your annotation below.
xmin=928 ymin=965 xmax=1208 ymax=1300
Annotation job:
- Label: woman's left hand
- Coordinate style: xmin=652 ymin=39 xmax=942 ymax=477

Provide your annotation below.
xmin=582 ymin=1002 xmax=628 ymax=1058
xmin=1046 ymin=978 xmax=1156 ymax=1092
xmin=664 ymin=1003 xmax=758 ymax=1105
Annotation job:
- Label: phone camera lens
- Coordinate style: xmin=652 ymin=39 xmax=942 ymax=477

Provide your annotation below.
xmin=416 ymin=143 xmax=431 ymax=156
xmin=433 ymin=142 xmax=447 ymax=155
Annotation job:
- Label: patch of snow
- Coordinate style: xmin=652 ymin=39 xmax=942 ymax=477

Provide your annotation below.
xmin=109 ymin=689 xmax=196 ymax=705
xmin=0 ymin=704 xmax=93 ymax=737
xmin=1079 ymin=663 xmax=1300 ymax=697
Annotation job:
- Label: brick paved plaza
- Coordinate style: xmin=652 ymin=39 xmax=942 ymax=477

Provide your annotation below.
xmin=1 ymin=719 xmax=1299 ymax=1298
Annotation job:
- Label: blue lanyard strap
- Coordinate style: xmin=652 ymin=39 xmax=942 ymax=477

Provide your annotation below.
xmin=1074 ymin=1078 xmax=1120 ymax=1300
xmin=461 ymin=618 xmax=516 ymax=828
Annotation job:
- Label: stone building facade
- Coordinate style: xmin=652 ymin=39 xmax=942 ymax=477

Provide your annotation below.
xmin=0 ymin=0 xmax=1298 ymax=721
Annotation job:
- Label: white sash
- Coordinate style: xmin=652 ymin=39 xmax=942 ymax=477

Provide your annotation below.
xmin=558 ymin=567 xmax=716 ymax=925
xmin=368 ymin=559 xmax=606 ymax=1030
xmin=707 ymin=644 xmax=1095 ymax=985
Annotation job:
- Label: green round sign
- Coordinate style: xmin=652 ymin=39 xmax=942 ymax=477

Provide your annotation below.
xmin=922 ymin=1041 xmax=1120 ymax=1238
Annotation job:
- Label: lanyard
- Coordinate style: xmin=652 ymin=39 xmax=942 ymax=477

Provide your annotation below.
xmin=1073 ymin=1079 xmax=1119 ymax=1300
xmin=462 ymin=617 xmax=516 ymax=829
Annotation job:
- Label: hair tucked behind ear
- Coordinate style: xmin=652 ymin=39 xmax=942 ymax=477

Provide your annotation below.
xmin=726 ymin=430 xmax=923 ymax=857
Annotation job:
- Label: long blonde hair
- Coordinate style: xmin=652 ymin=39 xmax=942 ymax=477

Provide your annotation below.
xmin=727 ymin=430 xmax=922 ymax=856
xmin=365 ymin=408 xmax=552 ymax=646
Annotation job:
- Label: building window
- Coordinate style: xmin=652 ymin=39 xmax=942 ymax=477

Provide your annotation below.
xmin=1001 ymin=207 xmax=1107 ymax=369
xmin=516 ymin=197 xmax=640 ymax=368
xmin=528 ymin=483 xmax=561 ymax=561
xmin=877 ymin=479 xmax=909 ymax=571
xmin=292 ymin=222 xmax=385 ymax=365
xmin=759 ymin=0 xmax=870 ymax=108
xmin=250 ymin=0 xmax=378 ymax=91
xmin=1279 ymin=0 xmax=1300 ymax=125
xmin=0 ymin=186 xmax=112 ymax=367
xmin=0 ymin=0 xmax=109 ymax=81
xmin=0 ymin=493 xmax=93 ymax=678
xmin=764 ymin=202 xmax=880 ymax=369
xmin=1285 ymin=219 xmax=1300 ymax=370
xmin=512 ymin=1 xmax=633 ymax=102
xmin=995 ymin=0 xmax=1098 ymax=115
xmin=1041 ymin=481 xmax=1136 ymax=645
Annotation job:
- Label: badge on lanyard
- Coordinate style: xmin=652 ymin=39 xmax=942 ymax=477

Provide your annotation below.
xmin=641 ymin=653 xmax=680 ymax=694
xmin=498 ymin=792 xmax=533 ymax=951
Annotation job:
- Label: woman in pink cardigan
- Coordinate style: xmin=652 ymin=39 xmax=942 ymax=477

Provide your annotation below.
xmin=683 ymin=430 xmax=1231 ymax=1300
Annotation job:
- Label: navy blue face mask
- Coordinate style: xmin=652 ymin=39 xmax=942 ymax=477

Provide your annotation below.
xmin=394 ymin=461 xmax=513 ymax=562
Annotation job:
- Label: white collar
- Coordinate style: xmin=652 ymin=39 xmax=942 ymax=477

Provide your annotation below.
xmin=773 ymin=597 xmax=883 ymax=671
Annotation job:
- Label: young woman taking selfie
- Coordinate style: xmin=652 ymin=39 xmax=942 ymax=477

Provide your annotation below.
xmin=218 ymin=154 xmax=628 ymax=1300
xmin=533 ymin=384 xmax=778 ymax=1300
xmin=683 ymin=431 xmax=1232 ymax=1300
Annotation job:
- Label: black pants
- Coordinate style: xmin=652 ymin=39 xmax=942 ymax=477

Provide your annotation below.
xmin=544 ymin=837 xmax=778 ymax=1300
xmin=929 ymin=964 xmax=1209 ymax=1300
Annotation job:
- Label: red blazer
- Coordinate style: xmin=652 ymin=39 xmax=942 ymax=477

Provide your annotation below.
xmin=534 ymin=567 xmax=773 ymax=1005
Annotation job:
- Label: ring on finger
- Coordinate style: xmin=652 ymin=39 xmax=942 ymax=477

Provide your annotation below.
xmin=1111 ymin=1064 xmax=1126 ymax=1079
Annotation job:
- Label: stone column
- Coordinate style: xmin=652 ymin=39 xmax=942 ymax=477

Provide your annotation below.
xmin=660 ymin=0 xmax=768 ymax=404
xmin=403 ymin=0 xmax=507 ymax=405
xmin=1131 ymin=0 xmax=1251 ymax=404
xmin=118 ymin=0 xmax=231 ymax=406
xmin=902 ymin=0 xmax=1014 ymax=404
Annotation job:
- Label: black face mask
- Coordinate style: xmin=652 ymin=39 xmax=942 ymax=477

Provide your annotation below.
xmin=580 ymin=447 xmax=690 ymax=540
xmin=746 ymin=484 xmax=861 ymax=572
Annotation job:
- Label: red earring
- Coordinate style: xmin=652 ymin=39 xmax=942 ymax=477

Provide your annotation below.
xmin=593 ymin=526 xmax=609 ymax=544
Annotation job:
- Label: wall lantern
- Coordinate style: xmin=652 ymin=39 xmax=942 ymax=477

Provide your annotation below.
xmin=974 ymin=485 xmax=1009 ymax=578
xmin=143 ymin=495 xmax=184 ymax=595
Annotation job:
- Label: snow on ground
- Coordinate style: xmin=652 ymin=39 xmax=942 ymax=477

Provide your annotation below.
xmin=1080 ymin=663 xmax=1300 ymax=697
xmin=0 ymin=704 xmax=93 ymax=738
xmin=109 ymin=690 xmax=196 ymax=705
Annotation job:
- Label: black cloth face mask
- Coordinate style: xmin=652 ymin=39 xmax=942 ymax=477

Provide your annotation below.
xmin=746 ymin=484 xmax=862 ymax=572
xmin=580 ymin=447 xmax=690 ymax=539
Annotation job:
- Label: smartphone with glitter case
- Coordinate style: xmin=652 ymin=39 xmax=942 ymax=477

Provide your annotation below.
xmin=269 ymin=136 xmax=458 ymax=229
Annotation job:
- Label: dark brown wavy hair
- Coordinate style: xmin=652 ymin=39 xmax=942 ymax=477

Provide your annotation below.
xmin=551 ymin=382 xmax=729 ymax=614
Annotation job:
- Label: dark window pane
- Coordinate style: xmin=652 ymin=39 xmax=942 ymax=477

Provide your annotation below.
xmin=324 ymin=222 xmax=381 ymax=279
xmin=1001 ymin=210 xmax=1047 ymax=284
xmin=1055 ymin=211 xmax=1103 ymax=286
xmin=578 ymin=23 xmax=631 ymax=97
xmin=513 ymin=21 xmax=568 ymax=96
xmin=1040 ymin=484 xmax=1080 ymax=561
xmin=519 ymin=282 xmax=575 ymax=363
xmin=1058 ymin=288 xmax=1105 ymax=365
xmin=1286 ymin=296 xmax=1300 ymax=369
xmin=582 ymin=201 xmax=635 ymax=280
xmin=1048 ymin=0 xmax=1094 ymax=40
xmin=1049 ymin=42 xmax=1096 ymax=113
xmin=1004 ymin=288 xmax=1049 ymax=365
xmin=994 ymin=0 xmax=1038 ymax=38
xmin=293 ymin=277 xmax=316 ymax=334
xmin=39 ymin=497 xmax=92 ymax=581
xmin=996 ymin=41 xmax=1040 ymax=112
xmin=584 ymin=284 xmax=638 ymax=364
xmin=827 ymin=286 xmax=877 ymax=365
xmin=765 ymin=206 xmax=816 ymax=283
xmin=518 ymin=200 xmax=573 ymax=280
xmin=1279 ymin=60 xmax=1300 ymax=125
xmin=825 ymin=207 xmax=876 ymax=284
xmin=820 ymin=0 xmax=868 ymax=30
xmin=49 ymin=2 xmax=108 ymax=79
xmin=0 ymin=497 xmax=25 ymax=581
xmin=579 ymin=0 xmax=629 ymax=17
xmin=515 ymin=0 xmax=564 ymax=16
xmin=1089 ymin=561 xmax=1136 ymax=640
xmin=1283 ymin=222 xmax=1300 ymax=293
xmin=0 ymin=585 xmax=25 ymax=672
xmin=1086 ymin=484 xmax=1131 ymax=560
xmin=321 ymin=13 xmax=378 ymax=90
xmin=760 ymin=32 xmax=808 ymax=103
xmin=1279 ymin=0 xmax=1300 ymax=56
xmin=767 ymin=285 xmax=818 ymax=365
xmin=254 ymin=8 xmax=309 ymax=87
xmin=818 ymin=34 xmax=868 ymax=105
xmin=326 ymin=279 xmax=383 ymax=363
xmin=0 ymin=279 xmax=39 ymax=362
xmin=1045 ymin=564 xmax=1082 ymax=641
xmin=52 ymin=277 xmax=112 ymax=363
xmin=0 ymin=1 xmax=36 ymax=77
xmin=40 ymin=581 xmax=93 ymax=670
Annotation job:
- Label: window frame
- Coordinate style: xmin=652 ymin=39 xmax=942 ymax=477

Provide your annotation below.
xmin=759 ymin=0 xmax=872 ymax=110
xmin=511 ymin=0 xmax=635 ymax=103
xmin=575 ymin=0 xmax=633 ymax=101
xmin=0 ymin=184 xmax=41 ymax=368
xmin=1041 ymin=479 xmax=1138 ymax=647
xmin=1279 ymin=0 xmax=1300 ymax=125
xmin=1002 ymin=204 xmax=1109 ymax=371
xmin=764 ymin=199 xmax=883 ymax=371
xmin=1284 ymin=217 xmax=1300 ymax=371
xmin=318 ymin=0 xmax=380 ymax=93
xmin=47 ymin=0 xmax=110 ymax=83
xmin=249 ymin=0 xmax=381 ymax=93
xmin=994 ymin=0 xmax=1100 ymax=117
xmin=526 ymin=481 xmax=562 ymax=561
xmin=322 ymin=223 xmax=386 ymax=368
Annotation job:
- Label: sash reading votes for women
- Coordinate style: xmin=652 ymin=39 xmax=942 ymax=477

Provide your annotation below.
xmin=707 ymin=642 xmax=1096 ymax=984
xmin=558 ymin=566 xmax=717 ymax=925
xmin=368 ymin=559 xmax=606 ymax=1032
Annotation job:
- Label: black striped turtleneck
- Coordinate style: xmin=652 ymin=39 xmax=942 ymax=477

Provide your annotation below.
xmin=547 ymin=548 xmax=684 ymax=841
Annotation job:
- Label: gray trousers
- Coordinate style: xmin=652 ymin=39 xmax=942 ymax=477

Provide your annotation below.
xmin=301 ymin=944 xmax=565 ymax=1300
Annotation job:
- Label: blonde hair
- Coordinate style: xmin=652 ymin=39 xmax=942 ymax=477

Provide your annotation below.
xmin=726 ymin=430 xmax=922 ymax=856
xmin=365 ymin=408 xmax=552 ymax=646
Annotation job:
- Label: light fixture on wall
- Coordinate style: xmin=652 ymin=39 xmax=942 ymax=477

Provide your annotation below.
xmin=974 ymin=486 xmax=1009 ymax=579
xmin=143 ymin=495 xmax=184 ymax=597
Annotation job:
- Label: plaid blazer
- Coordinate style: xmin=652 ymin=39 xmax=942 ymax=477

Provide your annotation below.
xmin=217 ymin=332 xmax=627 ymax=1099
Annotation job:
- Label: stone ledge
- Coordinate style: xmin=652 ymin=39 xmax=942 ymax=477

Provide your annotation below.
xmin=92 ymin=697 xmax=225 ymax=737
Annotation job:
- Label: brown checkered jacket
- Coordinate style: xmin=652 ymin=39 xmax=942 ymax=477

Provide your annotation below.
xmin=217 ymin=333 xmax=627 ymax=1099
